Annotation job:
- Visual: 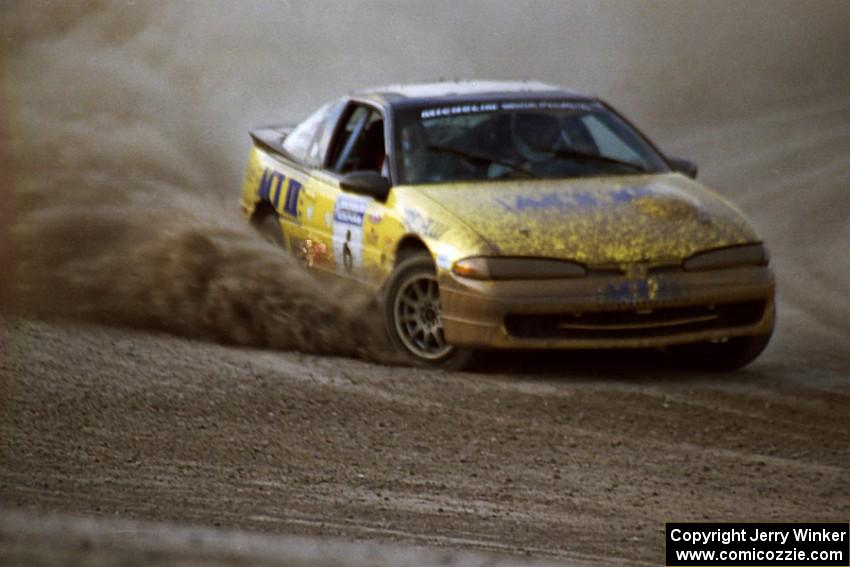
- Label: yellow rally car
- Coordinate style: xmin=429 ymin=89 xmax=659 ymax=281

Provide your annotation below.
xmin=240 ymin=81 xmax=774 ymax=370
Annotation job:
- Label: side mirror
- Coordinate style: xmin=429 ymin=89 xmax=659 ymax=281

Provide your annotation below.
xmin=668 ymin=156 xmax=698 ymax=179
xmin=340 ymin=170 xmax=391 ymax=200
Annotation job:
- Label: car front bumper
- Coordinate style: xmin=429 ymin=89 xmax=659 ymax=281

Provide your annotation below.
xmin=439 ymin=265 xmax=775 ymax=349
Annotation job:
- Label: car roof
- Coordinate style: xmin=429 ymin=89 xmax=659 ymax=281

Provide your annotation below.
xmin=357 ymin=80 xmax=593 ymax=107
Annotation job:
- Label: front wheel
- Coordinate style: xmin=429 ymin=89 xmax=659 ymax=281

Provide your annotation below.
xmin=383 ymin=255 xmax=474 ymax=370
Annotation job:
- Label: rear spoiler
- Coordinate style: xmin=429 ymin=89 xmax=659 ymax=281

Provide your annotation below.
xmin=249 ymin=124 xmax=296 ymax=157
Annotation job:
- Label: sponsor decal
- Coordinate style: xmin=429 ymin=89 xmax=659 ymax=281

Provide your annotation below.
xmin=495 ymin=185 xmax=654 ymax=212
xmin=420 ymin=100 xmax=598 ymax=119
xmin=291 ymin=237 xmax=331 ymax=268
xmin=404 ymin=208 xmax=448 ymax=239
xmin=501 ymin=100 xmax=597 ymax=111
xmin=257 ymin=168 xmax=302 ymax=219
xmin=496 ymin=192 xmax=592 ymax=212
xmin=421 ymin=103 xmax=498 ymax=119
xmin=610 ymin=184 xmax=653 ymax=204
xmin=333 ymin=195 xmax=369 ymax=273
xmin=283 ymin=179 xmax=302 ymax=216
xmin=597 ymin=275 xmax=681 ymax=305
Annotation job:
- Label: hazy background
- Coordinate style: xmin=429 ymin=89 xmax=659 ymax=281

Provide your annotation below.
xmin=5 ymin=0 xmax=850 ymax=186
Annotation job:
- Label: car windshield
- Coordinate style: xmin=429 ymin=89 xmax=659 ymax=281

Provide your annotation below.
xmin=393 ymin=100 xmax=669 ymax=184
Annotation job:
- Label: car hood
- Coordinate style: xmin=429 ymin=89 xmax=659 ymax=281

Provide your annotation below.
xmin=410 ymin=173 xmax=760 ymax=265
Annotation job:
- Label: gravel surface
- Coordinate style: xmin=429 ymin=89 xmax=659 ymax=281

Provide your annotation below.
xmin=0 ymin=508 xmax=573 ymax=567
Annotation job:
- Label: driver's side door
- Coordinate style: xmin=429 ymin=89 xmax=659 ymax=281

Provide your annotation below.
xmin=299 ymin=101 xmax=389 ymax=283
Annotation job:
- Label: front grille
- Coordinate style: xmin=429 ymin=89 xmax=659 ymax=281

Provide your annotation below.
xmin=504 ymin=301 xmax=766 ymax=340
xmin=586 ymin=264 xmax=683 ymax=277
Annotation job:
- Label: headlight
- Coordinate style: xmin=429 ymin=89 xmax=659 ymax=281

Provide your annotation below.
xmin=683 ymin=243 xmax=769 ymax=271
xmin=452 ymin=257 xmax=586 ymax=280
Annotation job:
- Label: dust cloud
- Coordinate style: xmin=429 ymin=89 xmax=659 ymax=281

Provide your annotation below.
xmin=2 ymin=0 xmax=849 ymax=360
xmin=2 ymin=2 xmax=388 ymax=358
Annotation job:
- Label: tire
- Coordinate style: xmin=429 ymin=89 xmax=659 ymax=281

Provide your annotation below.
xmin=673 ymin=332 xmax=772 ymax=371
xmin=251 ymin=207 xmax=284 ymax=248
xmin=382 ymin=254 xmax=475 ymax=370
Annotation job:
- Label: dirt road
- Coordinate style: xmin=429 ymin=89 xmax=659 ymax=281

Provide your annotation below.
xmin=3 ymin=299 xmax=849 ymax=565
xmin=2 ymin=2 xmax=849 ymax=565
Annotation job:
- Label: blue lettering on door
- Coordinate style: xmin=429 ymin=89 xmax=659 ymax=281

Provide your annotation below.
xmin=257 ymin=168 xmax=302 ymax=218
xmin=258 ymin=169 xmax=273 ymax=200
xmin=284 ymin=179 xmax=302 ymax=217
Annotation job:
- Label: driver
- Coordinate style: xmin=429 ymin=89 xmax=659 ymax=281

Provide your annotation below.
xmin=511 ymin=111 xmax=564 ymax=161
xmin=487 ymin=111 xmax=564 ymax=178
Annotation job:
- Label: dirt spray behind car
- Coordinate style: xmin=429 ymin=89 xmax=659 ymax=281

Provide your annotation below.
xmin=4 ymin=3 xmax=391 ymax=360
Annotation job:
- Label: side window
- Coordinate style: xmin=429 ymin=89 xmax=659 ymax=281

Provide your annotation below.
xmin=306 ymin=100 xmax=345 ymax=167
xmin=327 ymin=104 xmax=386 ymax=175
xmin=282 ymin=101 xmax=340 ymax=166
